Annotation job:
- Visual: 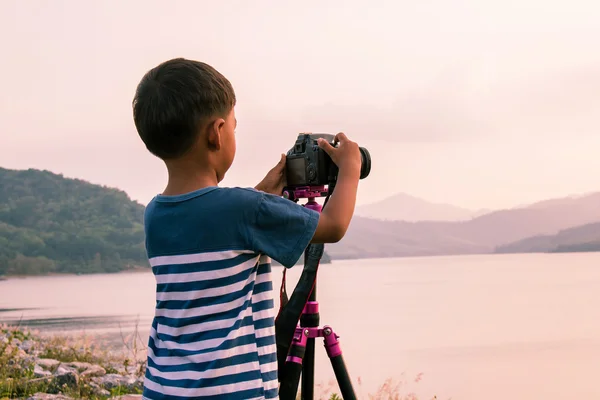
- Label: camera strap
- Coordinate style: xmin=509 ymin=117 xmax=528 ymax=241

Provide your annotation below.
xmin=274 ymin=243 xmax=324 ymax=381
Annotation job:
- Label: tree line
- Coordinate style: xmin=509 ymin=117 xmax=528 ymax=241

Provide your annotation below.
xmin=0 ymin=168 xmax=147 ymax=276
xmin=0 ymin=167 xmax=331 ymax=276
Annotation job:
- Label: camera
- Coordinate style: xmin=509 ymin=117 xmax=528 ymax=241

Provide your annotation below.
xmin=285 ymin=133 xmax=371 ymax=188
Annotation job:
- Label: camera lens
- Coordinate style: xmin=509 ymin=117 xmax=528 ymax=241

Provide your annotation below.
xmin=359 ymin=147 xmax=371 ymax=179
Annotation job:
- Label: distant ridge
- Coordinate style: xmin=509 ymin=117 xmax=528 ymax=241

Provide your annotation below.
xmin=355 ymin=192 xmax=490 ymax=222
xmin=329 ymin=191 xmax=600 ymax=259
xmin=495 ymin=221 xmax=600 ymax=254
xmin=2 ymin=166 xmax=600 ymax=277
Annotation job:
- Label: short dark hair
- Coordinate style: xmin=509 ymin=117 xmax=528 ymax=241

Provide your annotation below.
xmin=132 ymin=58 xmax=236 ymax=160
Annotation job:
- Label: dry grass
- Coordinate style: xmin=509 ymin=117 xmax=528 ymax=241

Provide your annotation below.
xmin=2 ymin=323 xmax=447 ymax=400
xmin=0 ymin=323 xmax=145 ymax=399
xmin=302 ymin=372 xmax=443 ymax=400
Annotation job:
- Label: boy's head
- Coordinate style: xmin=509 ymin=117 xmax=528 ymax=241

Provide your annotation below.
xmin=132 ymin=58 xmax=237 ymax=181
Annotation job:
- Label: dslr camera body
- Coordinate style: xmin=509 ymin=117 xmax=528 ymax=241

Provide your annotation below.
xmin=285 ymin=133 xmax=371 ymax=189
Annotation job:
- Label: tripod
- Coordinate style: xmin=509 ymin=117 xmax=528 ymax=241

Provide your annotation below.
xmin=278 ymin=185 xmax=357 ymax=400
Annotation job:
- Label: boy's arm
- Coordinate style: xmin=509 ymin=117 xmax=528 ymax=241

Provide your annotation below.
xmin=310 ymin=133 xmax=361 ymax=243
xmin=310 ymin=165 xmax=360 ymax=243
xmin=247 ymin=132 xmax=361 ymax=264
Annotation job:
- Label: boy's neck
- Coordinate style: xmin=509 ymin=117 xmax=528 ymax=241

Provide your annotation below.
xmin=162 ymin=162 xmax=219 ymax=196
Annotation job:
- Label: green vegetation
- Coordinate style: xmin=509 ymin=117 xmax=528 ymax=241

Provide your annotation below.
xmin=0 ymin=167 xmax=331 ymax=277
xmin=0 ymin=325 xmax=145 ymax=399
xmin=1 ymin=325 xmax=433 ymax=399
xmin=0 ymin=167 xmax=147 ymax=276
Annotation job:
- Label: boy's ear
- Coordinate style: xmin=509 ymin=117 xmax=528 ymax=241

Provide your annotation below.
xmin=206 ymin=118 xmax=225 ymax=151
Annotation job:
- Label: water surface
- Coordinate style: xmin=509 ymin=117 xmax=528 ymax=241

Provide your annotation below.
xmin=2 ymin=252 xmax=599 ymax=399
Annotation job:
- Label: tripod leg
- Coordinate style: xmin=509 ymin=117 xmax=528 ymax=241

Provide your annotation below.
xmin=301 ymin=296 xmax=319 ymax=400
xmin=279 ymin=328 xmax=308 ymax=400
xmin=302 ymin=337 xmax=315 ymax=399
xmin=323 ymin=326 xmax=357 ymax=400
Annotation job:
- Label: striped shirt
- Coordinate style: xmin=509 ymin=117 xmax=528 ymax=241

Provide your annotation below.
xmin=141 ymin=186 xmax=320 ymax=400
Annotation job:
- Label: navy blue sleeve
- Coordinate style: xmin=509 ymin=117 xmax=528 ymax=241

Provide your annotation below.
xmin=246 ymin=191 xmax=320 ymax=268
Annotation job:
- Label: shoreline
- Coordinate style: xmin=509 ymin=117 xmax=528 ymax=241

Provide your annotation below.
xmin=0 ymin=267 xmax=151 ymax=281
xmin=2 ymin=250 xmax=599 ymax=281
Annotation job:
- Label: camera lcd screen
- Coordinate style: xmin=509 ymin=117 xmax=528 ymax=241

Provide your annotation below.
xmin=286 ymin=156 xmax=306 ymax=186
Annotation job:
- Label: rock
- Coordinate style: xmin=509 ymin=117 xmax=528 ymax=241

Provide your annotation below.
xmin=64 ymin=361 xmax=92 ymax=371
xmin=37 ymin=358 xmax=61 ymax=370
xmin=106 ymin=361 xmax=127 ymax=374
xmin=82 ymin=365 xmax=107 ymax=377
xmin=33 ymin=364 xmax=52 ymax=378
xmin=22 ymin=355 xmax=38 ymax=366
xmin=12 ymin=347 xmax=27 ymax=359
xmin=27 ymin=394 xmax=74 ymax=400
xmin=52 ymin=370 xmax=79 ymax=388
xmin=93 ymin=373 xmax=137 ymax=390
xmin=20 ymin=339 xmax=36 ymax=352
xmin=2 ymin=343 xmax=26 ymax=360
xmin=64 ymin=361 xmax=106 ymax=377
xmin=54 ymin=365 xmax=78 ymax=375
xmin=90 ymin=381 xmax=111 ymax=396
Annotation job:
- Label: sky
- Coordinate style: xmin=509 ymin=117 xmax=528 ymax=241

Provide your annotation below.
xmin=1 ymin=0 xmax=599 ymax=210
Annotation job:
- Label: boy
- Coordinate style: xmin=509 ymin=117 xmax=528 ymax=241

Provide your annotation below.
xmin=132 ymin=58 xmax=361 ymax=400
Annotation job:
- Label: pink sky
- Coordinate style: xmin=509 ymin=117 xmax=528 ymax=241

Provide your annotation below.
xmin=1 ymin=0 xmax=599 ymax=210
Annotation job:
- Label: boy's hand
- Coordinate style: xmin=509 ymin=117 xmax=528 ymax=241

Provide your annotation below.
xmin=255 ymin=154 xmax=287 ymax=196
xmin=317 ymin=132 xmax=361 ymax=177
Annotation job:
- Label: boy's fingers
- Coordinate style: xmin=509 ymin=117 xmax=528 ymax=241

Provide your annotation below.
xmin=273 ymin=154 xmax=286 ymax=171
xmin=334 ymin=132 xmax=348 ymax=144
xmin=317 ymin=138 xmax=335 ymax=156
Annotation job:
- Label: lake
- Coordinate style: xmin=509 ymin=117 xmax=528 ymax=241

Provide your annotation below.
xmin=2 ymin=252 xmax=600 ymax=399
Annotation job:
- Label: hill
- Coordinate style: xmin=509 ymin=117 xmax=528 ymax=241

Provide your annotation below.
xmin=0 ymin=167 xmax=330 ymax=276
xmin=3 ymin=167 xmax=599 ymax=275
xmin=0 ymin=167 xmax=148 ymax=275
xmin=326 ymin=216 xmax=489 ymax=259
xmin=355 ymin=192 xmax=489 ymax=222
xmin=495 ymin=222 xmax=600 ymax=254
xmin=328 ymin=192 xmax=600 ymax=259
xmin=518 ymin=192 xmax=599 ymax=211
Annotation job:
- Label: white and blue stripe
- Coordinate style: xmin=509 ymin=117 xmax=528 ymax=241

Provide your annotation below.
xmin=143 ymin=250 xmax=278 ymax=399
xmin=141 ymin=187 xmax=320 ymax=400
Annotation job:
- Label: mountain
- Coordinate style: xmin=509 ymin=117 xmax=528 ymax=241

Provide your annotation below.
xmin=328 ymin=192 xmax=600 ymax=259
xmin=0 ymin=167 xmax=330 ymax=276
xmin=326 ymin=216 xmax=489 ymax=260
xmin=495 ymin=222 xmax=600 ymax=254
xmin=3 ymin=167 xmax=599 ymax=276
xmin=517 ymin=192 xmax=599 ymax=211
xmin=0 ymin=167 xmax=148 ymax=275
xmin=355 ymin=192 xmax=489 ymax=222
